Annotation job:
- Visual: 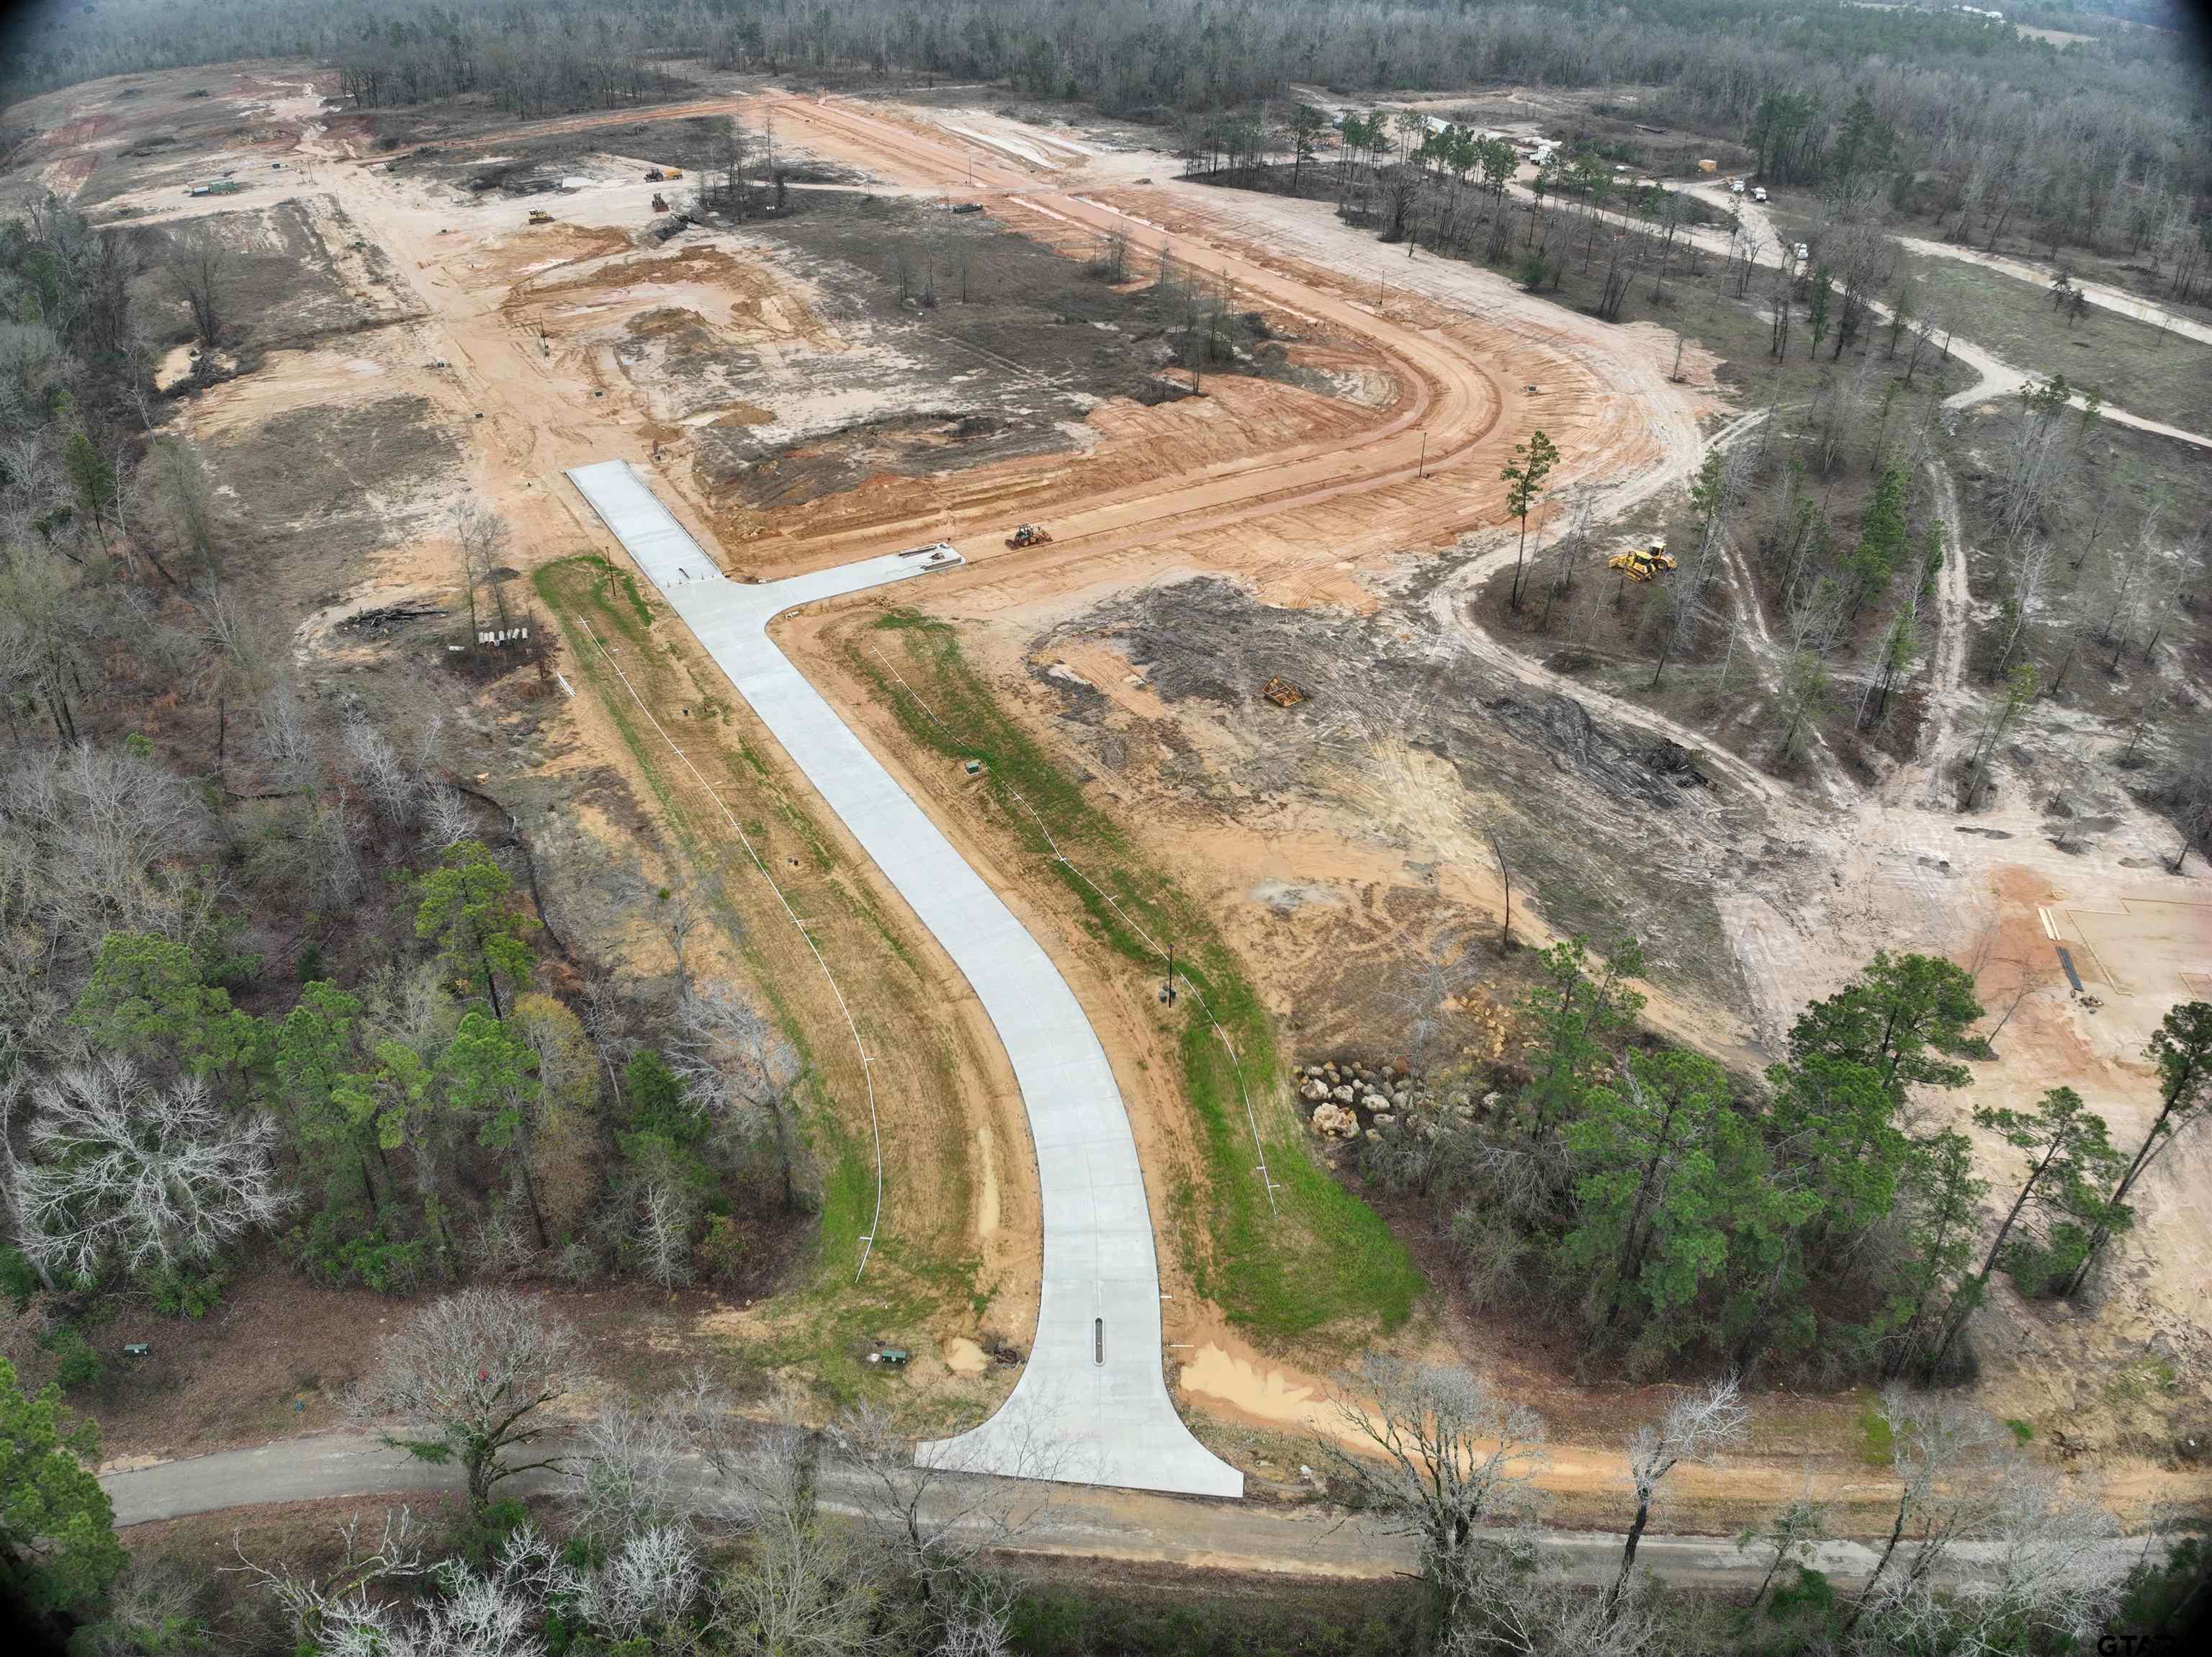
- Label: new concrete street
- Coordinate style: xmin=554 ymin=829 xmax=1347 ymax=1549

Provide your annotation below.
xmin=565 ymin=461 xmax=1242 ymax=1499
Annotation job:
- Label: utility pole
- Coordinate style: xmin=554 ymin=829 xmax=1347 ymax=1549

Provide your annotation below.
xmin=1419 ymin=431 xmax=1427 ymax=478
xmin=1160 ymin=943 xmax=1177 ymax=1007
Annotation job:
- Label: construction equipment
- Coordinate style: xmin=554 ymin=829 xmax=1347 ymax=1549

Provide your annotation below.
xmin=1606 ymin=540 xmax=1678 ymax=583
xmin=1004 ymin=524 xmax=1053 ymax=549
xmin=1262 ymin=675 xmax=1309 ymax=708
xmin=650 ymin=192 xmax=668 ymax=213
xmin=644 ymin=166 xmax=663 ymax=181
xmin=527 ymin=208 xmax=554 ymax=225
xmin=662 ymin=168 xmax=683 ymax=181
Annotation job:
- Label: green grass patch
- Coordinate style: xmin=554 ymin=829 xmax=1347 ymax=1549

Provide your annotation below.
xmin=1859 ymin=1398 xmax=1896 ymax=1466
xmin=2005 ymin=1418 xmax=2034 ymax=1445
xmin=855 ymin=614 xmax=1422 ymax=1340
xmin=2101 ymin=1357 xmax=2180 ymax=1409
xmin=1897 ymin=248 xmax=2212 ymax=434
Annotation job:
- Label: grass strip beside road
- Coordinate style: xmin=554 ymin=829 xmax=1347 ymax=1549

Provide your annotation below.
xmin=534 ymin=557 xmax=979 ymax=1399
xmin=857 ymin=612 xmax=1421 ymax=1341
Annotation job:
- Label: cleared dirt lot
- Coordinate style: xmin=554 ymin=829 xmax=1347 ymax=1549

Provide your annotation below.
xmin=26 ymin=68 xmax=2208 ymax=1530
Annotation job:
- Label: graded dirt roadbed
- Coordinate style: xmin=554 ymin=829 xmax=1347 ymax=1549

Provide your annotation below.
xmin=566 ymin=460 xmax=1241 ymax=1499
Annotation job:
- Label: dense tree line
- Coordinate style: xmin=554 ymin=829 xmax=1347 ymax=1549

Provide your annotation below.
xmin=1367 ymin=936 xmax=2212 ymax=1388
xmin=0 ymin=198 xmax=809 ymax=1404
xmin=4 ymin=1 xmax=2206 ymax=273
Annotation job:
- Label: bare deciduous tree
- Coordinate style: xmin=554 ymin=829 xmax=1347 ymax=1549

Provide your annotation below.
xmin=1844 ymin=1386 xmax=2014 ymax=1638
xmin=1606 ymin=1376 xmax=1748 ymax=1615
xmin=573 ymin=1369 xmax=743 ymax=1540
xmin=342 ymin=719 xmax=421 ymax=825
xmin=161 ymin=228 xmax=228 ymax=346
xmin=674 ymin=984 xmax=802 ymax=1205
xmin=1455 ymin=1537 xmax=1665 ymax=1657
xmin=719 ymin=1414 xmax=885 ymax=1657
xmin=655 ymin=876 xmax=707 ymax=990
xmin=423 ymin=783 xmax=477 ymax=850
xmin=308 ymin=1525 xmax=574 ymax=1657
xmin=6 ymin=741 xmax=211 ymax=954
xmin=1316 ymin=1358 xmax=1546 ymax=1634
xmin=253 ymin=680 xmax=321 ymax=794
xmin=354 ymin=1288 xmax=588 ymax=1505
xmin=12 ymin=1056 xmax=289 ymax=1283
xmin=633 ymin=1180 xmax=696 ymax=1288
xmin=455 ymin=502 xmax=513 ymax=639
xmin=1393 ymin=933 xmax=1476 ymax=1074
xmin=833 ymin=1398 xmax=1052 ymax=1630
xmin=574 ymin=1525 xmax=713 ymax=1651
xmin=230 ymin=1508 xmax=433 ymax=1648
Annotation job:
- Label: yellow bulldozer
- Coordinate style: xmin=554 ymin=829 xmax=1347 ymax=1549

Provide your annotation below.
xmin=1606 ymin=539 xmax=1677 ymax=583
xmin=527 ymin=208 xmax=554 ymax=225
xmin=1004 ymin=524 xmax=1054 ymax=549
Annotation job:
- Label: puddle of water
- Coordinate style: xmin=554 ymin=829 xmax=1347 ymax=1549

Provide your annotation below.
xmin=944 ymin=1337 xmax=989 ymax=1377
xmin=1179 ymin=1344 xmax=1333 ymax=1432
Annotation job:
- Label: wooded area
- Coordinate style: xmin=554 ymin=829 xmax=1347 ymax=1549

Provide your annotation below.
xmin=3 ymin=1 xmax=2206 ymax=277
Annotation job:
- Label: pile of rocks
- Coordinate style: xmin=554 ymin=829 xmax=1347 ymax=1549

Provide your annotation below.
xmin=1298 ymin=1057 xmax=1505 ymax=1146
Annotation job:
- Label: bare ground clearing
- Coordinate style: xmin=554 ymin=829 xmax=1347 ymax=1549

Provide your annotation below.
xmin=24 ymin=76 xmax=2210 ymax=1532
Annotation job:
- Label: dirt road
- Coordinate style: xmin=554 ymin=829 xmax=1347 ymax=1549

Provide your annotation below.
xmin=97 ymin=1429 xmax=2163 ymax=1593
xmin=1546 ymin=177 xmax=2212 ymax=448
xmin=1894 ymin=233 xmax=2212 ymax=349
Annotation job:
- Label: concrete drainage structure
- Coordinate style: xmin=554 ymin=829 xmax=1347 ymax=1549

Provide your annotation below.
xmin=565 ymin=462 xmax=1242 ymax=1501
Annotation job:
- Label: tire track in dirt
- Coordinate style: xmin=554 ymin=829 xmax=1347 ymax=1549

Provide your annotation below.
xmin=1907 ymin=457 xmax=1977 ymax=806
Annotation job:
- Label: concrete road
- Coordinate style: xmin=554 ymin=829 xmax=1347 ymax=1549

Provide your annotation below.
xmin=564 ymin=462 xmax=1241 ymax=1501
